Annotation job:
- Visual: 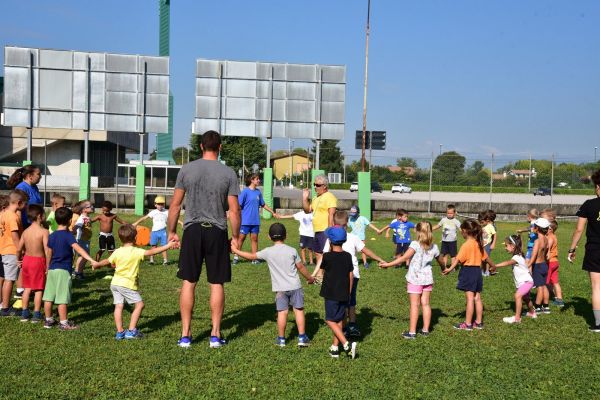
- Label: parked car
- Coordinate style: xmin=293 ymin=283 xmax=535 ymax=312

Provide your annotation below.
xmin=557 ymin=182 xmax=568 ymax=188
xmin=533 ymin=187 xmax=551 ymax=196
xmin=391 ymin=183 xmax=412 ymax=193
xmin=371 ymin=181 xmax=383 ymax=193
xmin=349 ymin=182 xmax=358 ymax=192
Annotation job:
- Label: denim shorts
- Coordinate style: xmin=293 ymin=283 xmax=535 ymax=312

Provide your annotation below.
xmin=150 ymin=228 xmax=167 ymax=246
xmin=240 ymin=225 xmax=260 ymax=235
xmin=275 ymin=288 xmax=304 ymax=311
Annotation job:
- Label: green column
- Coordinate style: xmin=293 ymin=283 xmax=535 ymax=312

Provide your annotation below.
xmin=262 ymin=168 xmax=273 ymax=219
xmin=135 ymin=164 xmax=146 ymax=215
xmin=311 ymin=169 xmax=325 ymax=199
xmin=79 ymin=163 xmax=91 ymax=200
xmin=157 ymin=0 xmax=173 ymax=162
xmin=358 ymin=171 xmax=371 ymax=220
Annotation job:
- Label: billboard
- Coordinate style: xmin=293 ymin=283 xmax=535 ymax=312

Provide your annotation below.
xmin=194 ymin=59 xmax=345 ymax=140
xmin=3 ymin=46 xmax=169 ymax=133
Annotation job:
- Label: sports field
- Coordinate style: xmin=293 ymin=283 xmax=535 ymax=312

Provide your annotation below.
xmin=1 ymin=216 xmax=599 ymax=399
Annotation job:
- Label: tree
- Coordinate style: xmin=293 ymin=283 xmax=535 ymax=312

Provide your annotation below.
xmin=311 ymin=140 xmax=343 ymax=173
xmin=396 ymin=157 xmax=417 ymax=168
xmin=433 ymin=151 xmax=466 ymax=181
xmin=172 ymin=147 xmax=190 ymax=165
xmin=467 ymin=160 xmax=485 ymax=175
xmin=188 ymin=135 xmax=266 ymax=172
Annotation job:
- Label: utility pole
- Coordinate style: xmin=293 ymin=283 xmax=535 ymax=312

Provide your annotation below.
xmin=360 ymin=0 xmax=371 ymax=172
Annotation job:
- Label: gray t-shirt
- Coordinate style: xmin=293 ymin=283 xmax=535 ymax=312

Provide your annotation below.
xmin=174 ymin=158 xmax=240 ymax=231
xmin=437 ymin=217 xmax=461 ymax=242
xmin=256 ymin=243 xmax=302 ymax=292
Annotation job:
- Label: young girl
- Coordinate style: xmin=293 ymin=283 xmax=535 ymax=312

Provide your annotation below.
xmin=528 ymin=218 xmax=550 ymax=314
xmin=348 ymin=205 xmax=380 ymax=269
xmin=380 ymin=221 xmax=443 ymax=338
xmin=443 ymin=219 xmax=494 ymax=330
xmin=493 ymin=235 xmax=537 ymax=324
xmin=516 ymin=208 xmax=539 ymax=263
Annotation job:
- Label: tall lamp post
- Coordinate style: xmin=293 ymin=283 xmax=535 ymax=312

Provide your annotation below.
xmin=595 ymin=146 xmax=598 ymax=162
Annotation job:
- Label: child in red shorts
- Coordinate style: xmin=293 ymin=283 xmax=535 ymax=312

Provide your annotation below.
xmin=17 ymin=204 xmax=49 ymax=323
xmin=546 ymin=220 xmax=564 ymax=307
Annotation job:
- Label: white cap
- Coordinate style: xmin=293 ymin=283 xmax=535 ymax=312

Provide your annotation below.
xmin=534 ymin=218 xmax=550 ymax=229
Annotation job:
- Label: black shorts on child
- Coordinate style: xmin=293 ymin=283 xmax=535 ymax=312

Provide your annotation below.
xmin=325 ymin=299 xmax=348 ymax=322
xmin=441 ymin=241 xmax=458 ymax=257
xmin=396 ymin=242 xmax=410 ymax=255
xmin=457 ymin=266 xmax=483 ymax=293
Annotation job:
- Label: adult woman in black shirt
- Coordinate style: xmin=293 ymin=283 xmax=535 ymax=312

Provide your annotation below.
xmin=569 ymin=169 xmax=600 ymax=332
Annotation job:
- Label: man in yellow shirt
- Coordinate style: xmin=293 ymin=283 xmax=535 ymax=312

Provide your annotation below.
xmin=302 ymin=174 xmax=337 ymax=264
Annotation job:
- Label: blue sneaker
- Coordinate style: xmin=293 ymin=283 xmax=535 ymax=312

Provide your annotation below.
xmin=363 ymin=262 xmax=370 ymax=269
xmin=20 ymin=309 xmax=31 ymax=322
xmin=402 ymin=331 xmax=417 ymax=339
xmin=124 ymin=329 xmax=144 ymax=339
xmin=275 ymin=336 xmax=286 ymax=347
xmin=30 ymin=311 xmax=43 ymax=324
xmin=115 ymin=330 xmax=126 ymax=340
xmin=297 ymin=334 xmax=310 ymax=347
xmin=209 ymin=336 xmax=227 ymax=348
xmin=178 ymin=336 xmax=192 ymax=348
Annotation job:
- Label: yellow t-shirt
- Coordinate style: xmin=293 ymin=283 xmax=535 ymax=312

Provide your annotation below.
xmin=482 ymin=224 xmax=496 ymax=247
xmin=108 ymin=246 xmax=146 ymax=290
xmin=311 ymin=191 xmax=337 ymax=232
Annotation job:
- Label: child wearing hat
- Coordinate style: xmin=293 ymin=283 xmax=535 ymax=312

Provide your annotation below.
xmin=320 ymin=226 xmax=357 ymax=359
xmin=527 ymin=217 xmax=551 ymax=314
xmin=231 ymin=223 xmax=315 ymax=347
xmin=347 ymin=205 xmax=381 ymax=269
xmin=134 ymin=196 xmax=171 ymax=265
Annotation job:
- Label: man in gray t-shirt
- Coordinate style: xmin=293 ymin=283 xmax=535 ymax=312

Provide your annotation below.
xmin=168 ymin=130 xmax=241 ymax=349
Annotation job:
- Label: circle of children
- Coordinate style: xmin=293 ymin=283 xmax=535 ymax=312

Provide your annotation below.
xmin=1 ymin=186 xmax=564 ymax=357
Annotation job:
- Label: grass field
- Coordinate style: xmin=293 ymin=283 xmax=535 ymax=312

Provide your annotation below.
xmin=1 ymin=215 xmax=599 ymax=399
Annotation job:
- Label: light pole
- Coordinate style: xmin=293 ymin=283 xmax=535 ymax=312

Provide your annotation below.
xmin=595 ymin=146 xmax=597 ymax=162
xmin=439 ymin=144 xmax=442 ymax=156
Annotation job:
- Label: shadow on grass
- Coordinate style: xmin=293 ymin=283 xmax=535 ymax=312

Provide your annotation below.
xmin=284 ymin=311 xmax=322 ymax=341
xmin=563 ymin=296 xmax=594 ymax=326
xmin=194 ymin=302 xmax=275 ymax=342
xmin=357 ymin=307 xmax=385 ymax=339
xmin=74 ymin=294 xmax=114 ymax=323
xmin=430 ymin=308 xmax=448 ymax=332
xmin=139 ymin=311 xmax=180 ymax=333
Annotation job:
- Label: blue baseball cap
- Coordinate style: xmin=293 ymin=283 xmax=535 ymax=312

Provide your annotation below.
xmin=326 ymin=226 xmax=347 ymax=245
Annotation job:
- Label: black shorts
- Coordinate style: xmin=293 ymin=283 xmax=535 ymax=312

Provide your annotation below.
xmin=177 ymin=223 xmax=231 ymax=284
xmin=313 ymin=231 xmax=328 ymax=253
xmin=583 ymin=248 xmax=600 ymax=273
xmin=325 ymin=299 xmax=348 ymax=322
xmin=457 ymin=266 xmax=483 ymax=293
xmin=440 ymin=241 xmax=458 ymax=257
xmin=99 ymin=234 xmax=116 ymax=251
xmin=299 ymin=235 xmax=314 ymax=249
xmin=532 ymin=262 xmax=548 ymax=287
xmin=396 ymin=242 xmax=410 ymax=255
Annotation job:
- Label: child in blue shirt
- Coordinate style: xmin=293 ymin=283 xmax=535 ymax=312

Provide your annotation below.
xmin=348 ymin=205 xmax=381 ymax=268
xmin=380 ymin=209 xmax=415 ymax=265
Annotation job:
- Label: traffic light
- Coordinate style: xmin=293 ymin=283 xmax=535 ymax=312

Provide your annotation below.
xmin=370 ymin=131 xmax=386 ymax=150
xmin=355 ymin=130 xmax=370 ymax=150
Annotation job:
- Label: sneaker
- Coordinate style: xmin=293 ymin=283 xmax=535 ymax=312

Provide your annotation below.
xmin=1 ymin=307 xmax=19 ymax=317
xmin=163 ymin=260 xmax=168 ymax=266
xmin=503 ymin=316 xmax=521 ymax=324
xmin=297 ymin=334 xmax=311 ymax=347
xmin=30 ymin=312 xmax=42 ymax=324
xmin=343 ymin=342 xmax=357 ymax=359
xmin=115 ymin=330 xmax=126 ymax=340
xmin=453 ymin=322 xmax=473 ymax=331
xmin=251 ymin=260 xmax=261 ymax=265
xmin=58 ymin=320 xmax=79 ymax=331
xmin=44 ymin=318 xmax=56 ymax=329
xmin=363 ymin=262 xmax=370 ymax=269
xmin=149 ymin=257 xmax=154 ymax=264
xmin=14 ymin=290 xmax=23 ymax=299
xmin=589 ymin=324 xmax=600 ymax=333
xmin=473 ymin=321 xmax=484 ymax=330
xmin=329 ymin=346 xmax=340 ymax=358
xmin=275 ymin=336 xmax=286 ymax=347
xmin=209 ymin=336 xmax=227 ymax=348
xmin=552 ymin=299 xmax=565 ymax=307
xmin=534 ymin=307 xmax=543 ymax=314
xmin=178 ymin=336 xmax=192 ymax=348
xmin=124 ymin=329 xmax=144 ymax=339
xmin=524 ymin=311 xmax=538 ymax=319
xmin=542 ymin=307 xmax=551 ymax=314
xmin=72 ymin=272 xmax=84 ymax=280
xmin=419 ymin=330 xmax=430 ymax=337
xmin=232 ymin=256 xmax=239 ymax=265
xmin=347 ymin=325 xmax=361 ymax=337
xmin=482 ymin=271 xmax=490 ymax=277
xmin=402 ymin=331 xmax=417 ymax=339
xmin=20 ymin=309 xmax=31 ymax=322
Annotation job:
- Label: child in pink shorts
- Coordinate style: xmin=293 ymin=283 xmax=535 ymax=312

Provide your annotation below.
xmin=380 ymin=221 xmax=444 ymax=339
xmin=493 ymin=235 xmax=537 ymax=324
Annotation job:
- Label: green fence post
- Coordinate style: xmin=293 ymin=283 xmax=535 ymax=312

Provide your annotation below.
xmin=79 ymin=163 xmax=91 ymax=200
xmin=135 ymin=164 xmax=145 ymax=215
xmin=358 ymin=171 xmax=371 ymax=220
xmin=262 ymin=167 xmax=273 ymax=219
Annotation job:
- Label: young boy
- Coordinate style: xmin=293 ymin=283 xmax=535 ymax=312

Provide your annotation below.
xmin=43 ymin=207 xmax=98 ymax=330
xmin=517 ymin=208 xmax=539 ymax=263
xmin=278 ymin=210 xmax=315 ymax=265
xmin=546 ymin=220 xmax=564 ymax=307
xmin=314 ymin=210 xmax=385 ymax=338
xmin=0 ymin=195 xmax=8 ymax=298
xmin=94 ymin=224 xmax=177 ymax=339
xmin=320 ymin=226 xmax=357 ymax=359
xmin=527 ymin=218 xmax=550 ymax=314
xmin=380 ymin=209 xmax=415 ymax=264
xmin=72 ymin=199 xmax=93 ymax=279
xmin=231 ymin=223 xmax=315 ymax=347
xmin=133 ymin=196 xmax=172 ymax=265
xmin=0 ymin=190 xmax=27 ymax=316
xmin=92 ymin=200 xmax=125 ymax=261
xmin=480 ymin=210 xmax=497 ymax=276
xmin=17 ymin=204 xmax=48 ymax=322
xmin=47 ymin=193 xmax=65 ymax=234
xmin=433 ymin=204 xmax=461 ymax=269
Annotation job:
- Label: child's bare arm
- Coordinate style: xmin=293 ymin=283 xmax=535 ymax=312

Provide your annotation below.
xmin=45 ymin=248 xmax=52 ymax=270
xmin=114 ymin=216 xmax=126 ymax=225
xmin=144 ymin=241 xmax=177 ymax=257
xmin=91 ymin=216 xmax=100 ymax=223
xmin=527 ymin=240 xmax=540 ymax=269
xmin=379 ymin=248 xmax=415 ymax=268
xmin=368 ymin=223 xmax=380 ymax=233
xmin=94 ymin=259 xmax=112 ymax=269
xmin=490 ymin=233 xmax=497 ymax=250
xmin=348 ymin=271 xmax=354 ymax=295
xmin=133 ymin=215 xmax=149 ymax=226
xmin=311 ymin=256 xmax=323 ymax=277
xmin=495 ymin=259 xmax=517 ymax=268
xmin=16 ymin=234 xmax=25 ymax=260
xmin=231 ymin=246 xmax=258 ymax=260
xmin=72 ymin=243 xmax=96 ymax=264
xmin=384 ymin=226 xmax=391 ymax=237
xmin=295 ymin=262 xmax=315 ymax=284
xmin=362 ymin=246 xmax=385 ymax=263
xmin=443 ymin=257 xmax=460 ymax=274
xmin=277 ymin=214 xmax=294 ymax=219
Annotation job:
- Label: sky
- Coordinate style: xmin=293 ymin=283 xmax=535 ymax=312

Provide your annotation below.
xmin=1 ymin=0 xmax=599 ymax=165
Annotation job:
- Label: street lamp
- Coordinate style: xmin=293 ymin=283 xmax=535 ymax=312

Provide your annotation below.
xmin=595 ymin=146 xmax=598 ymax=162
xmin=439 ymin=144 xmax=442 ymax=156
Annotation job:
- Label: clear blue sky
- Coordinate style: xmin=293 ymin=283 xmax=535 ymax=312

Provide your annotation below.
xmin=2 ymin=1 xmax=599 ymax=164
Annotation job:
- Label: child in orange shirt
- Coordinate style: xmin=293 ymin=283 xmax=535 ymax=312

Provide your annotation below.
xmin=546 ymin=220 xmax=563 ymax=307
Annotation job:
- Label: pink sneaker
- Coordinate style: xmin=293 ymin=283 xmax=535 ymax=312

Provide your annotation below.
xmin=524 ymin=311 xmax=537 ymax=319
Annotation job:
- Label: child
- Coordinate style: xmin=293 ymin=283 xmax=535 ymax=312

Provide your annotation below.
xmin=72 ymin=199 xmax=93 ymax=279
xmin=314 ymin=210 xmax=385 ymax=338
xmin=443 ymin=219 xmax=494 ymax=330
xmin=540 ymin=208 xmax=557 ymax=222
xmin=433 ymin=204 xmax=461 ymax=269
xmin=380 ymin=221 xmax=444 ymax=338
xmin=231 ymin=223 xmax=315 ymax=347
xmin=278 ymin=210 xmax=315 ymax=265
xmin=0 ymin=190 xmax=27 ymax=316
xmin=94 ymin=224 xmax=177 ymax=339
xmin=17 ymin=204 xmax=48 ymax=322
xmin=46 ymin=193 xmax=65 ymax=234
xmin=480 ymin=210 xmax=497 ymax=276
xmin=133 ymin=196 xmax=174 ymax=265
xmin=516 ymin=208 xmax=539 ymax=263
xmin=92 ymin=200 xmax=125 ymax=261
xmin=547 ymin=220 xmax=564 ymax=307
xmin=0 ymin=195 xmax=9 ymax=304
xmin=43 ymin=207 xmax=98 ymax=330
xmin=319 ymin=226 xmax=357 ymax=359
xmin=347 ymin=205 xmax=381 ymax=268
xmin=528 ymin=218 xmax=550 ymax=314
xmin=380 ymin=209 xmax=415 ymax=265
xmin=493 ymin=235 xmax=537 ymax=323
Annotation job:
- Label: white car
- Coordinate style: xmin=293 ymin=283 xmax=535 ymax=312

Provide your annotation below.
xmin=349 ymin=182 xmax=358 ymax=192
xmin=391 ymin=183 xmax=412 ymax=193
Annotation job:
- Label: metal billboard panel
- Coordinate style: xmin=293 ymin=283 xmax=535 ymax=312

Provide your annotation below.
xmin=3 ymin=46 xmax=169 ymax=133
xmin=194 ymin=59 xmax=345 ymax=140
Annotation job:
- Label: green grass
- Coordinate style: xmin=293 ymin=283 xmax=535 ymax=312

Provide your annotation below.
xmin=1 ymin=216 xmax=600 ymax=399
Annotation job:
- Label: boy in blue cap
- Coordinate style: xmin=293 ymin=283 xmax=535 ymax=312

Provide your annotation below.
xmin=320 ymin=226 xmax=357 ymax=359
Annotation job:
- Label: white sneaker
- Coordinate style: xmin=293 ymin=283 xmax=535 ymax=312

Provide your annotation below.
xmin=502 ymin=316 xmax=521 ymax=324
xmin=524 ymin=311 xmax=538 ymax=319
